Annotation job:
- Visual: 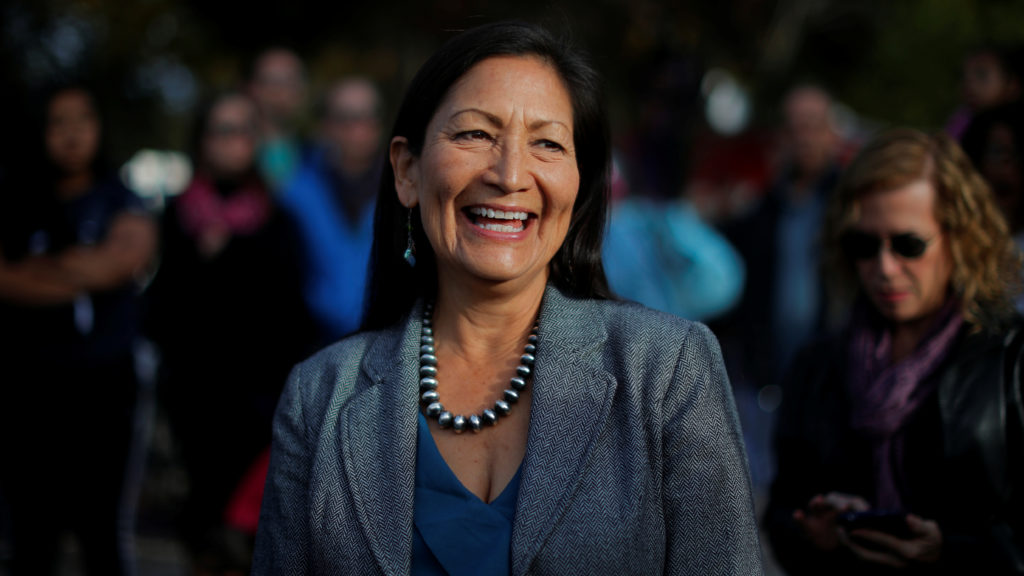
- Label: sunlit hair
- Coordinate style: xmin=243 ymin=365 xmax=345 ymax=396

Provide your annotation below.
xmin=824 ymin=128 xmax=1022 ymax=329
xmin=362 ymin=20 xmax=612 ymax=331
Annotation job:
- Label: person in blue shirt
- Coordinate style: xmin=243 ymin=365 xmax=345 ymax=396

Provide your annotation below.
xmin=280 ymin=77 xmax=384 ymax=343
xmin=603 ymin=154 xmax=746 ymax=323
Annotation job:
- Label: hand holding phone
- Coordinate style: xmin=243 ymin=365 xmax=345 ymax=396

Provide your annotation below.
xmin=838 ymin=510 xmax=913 ymax=539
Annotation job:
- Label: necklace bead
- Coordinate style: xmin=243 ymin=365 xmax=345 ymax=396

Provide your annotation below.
xmin=419 ymin=303 xmax=537 ymax=434
xmin=438 ymin=411 xmax=453 ymax=428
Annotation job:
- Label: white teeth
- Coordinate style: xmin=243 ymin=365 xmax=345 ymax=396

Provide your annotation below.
xmin=468 ymin=206 xmax=528 ymax=220
xmin=475 ymin=221 xmax=522 ymax=233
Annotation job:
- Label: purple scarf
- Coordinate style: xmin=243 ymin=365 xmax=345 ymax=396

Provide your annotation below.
xmin=846 ymin=298 xmax=963 ymax=510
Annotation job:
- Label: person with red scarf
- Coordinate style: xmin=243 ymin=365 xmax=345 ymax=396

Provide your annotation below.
xmin=145 ymin=90 xmax=314 ymax=574
xmin=765 ymin=129 xmax=1024 ymax=574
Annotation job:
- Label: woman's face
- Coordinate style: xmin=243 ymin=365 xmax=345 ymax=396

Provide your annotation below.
xmin=46 ymin=89 xmax=100 ymax=176
xmin=202 ymin=95 xmax=259 ymax=180
xmin=393 ymin=55 xmax=579 ymax=294
xmin=852 ymin=179 xmax=954 ymax=325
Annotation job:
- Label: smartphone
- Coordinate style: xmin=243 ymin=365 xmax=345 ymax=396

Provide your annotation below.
xmin=838 ymin=510 xmax=913 ymax=539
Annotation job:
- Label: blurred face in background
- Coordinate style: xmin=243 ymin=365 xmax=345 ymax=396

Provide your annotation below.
xmin=202 ymin=95 xmax=259 ymax=180
xmin=323 ymin=79 xmax=382 ymax=175
xmin=852 ymin=179 xmax=954 ymax=326
xmin=46 ymin=88 xmax=100 ymax=176
xmin=249 ymin=49 xmax=306 ymax=128
xmin=783 ymin=86 xmax=839 ymax=179
xmin=962 ymin=51 xmax=1017 ymax=112
xmin=981 ymin=123 xmax=1023 ymax=231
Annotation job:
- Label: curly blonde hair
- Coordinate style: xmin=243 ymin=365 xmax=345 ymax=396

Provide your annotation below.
xmin=824 ymin=128 xmax=1022 ymax=329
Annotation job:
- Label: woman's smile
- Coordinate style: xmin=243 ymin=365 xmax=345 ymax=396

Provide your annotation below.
xmin=463 ymin=205 xmax=535 ymax=235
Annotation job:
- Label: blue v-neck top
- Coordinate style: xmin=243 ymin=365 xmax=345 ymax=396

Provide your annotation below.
xmin=411 ymin=413 xmax=522 ymax=576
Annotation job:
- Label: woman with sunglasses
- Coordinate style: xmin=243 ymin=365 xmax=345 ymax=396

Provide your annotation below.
xmin=765 ymin=128 xmax=1024 ymax=574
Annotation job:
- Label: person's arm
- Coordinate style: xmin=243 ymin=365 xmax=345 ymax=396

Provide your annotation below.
xmin=662 ymin=322 xmax=763 ymax=575
xmin=54 ymin=211 xmax=157 ymax=292
xmin=0 ymin=211 xmax=157 ymax=305
xmin=252 ymin=365 xmax=311 ymax=574
xmin=0 ymin=248 xmax=80 ymax=305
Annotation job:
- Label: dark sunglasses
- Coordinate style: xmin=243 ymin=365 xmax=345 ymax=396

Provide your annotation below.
xmin=840 ymin=230 xmax=934 ymax=260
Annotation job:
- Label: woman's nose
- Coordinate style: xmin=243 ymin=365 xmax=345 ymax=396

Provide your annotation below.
xmin=876 ymin=244 xmax=902 ymax=277
xmin=487 ymin=140 xmax=531 ymax=193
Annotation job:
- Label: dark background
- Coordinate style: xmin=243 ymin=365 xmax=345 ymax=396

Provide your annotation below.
xmin=4 ymin=0 xmax=1024 ymax=182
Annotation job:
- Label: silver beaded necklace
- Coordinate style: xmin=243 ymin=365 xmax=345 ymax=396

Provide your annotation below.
xmin=418 ymin=302 xmax=538 ymax=434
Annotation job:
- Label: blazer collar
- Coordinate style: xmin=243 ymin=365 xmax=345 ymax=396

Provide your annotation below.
xmin=511 ymin=285 xmax=616 ymax=575
xmin=341 ymin=299 xmax=424 ymax=576
xmin=339 ymin=286 xmax=616 ymax=575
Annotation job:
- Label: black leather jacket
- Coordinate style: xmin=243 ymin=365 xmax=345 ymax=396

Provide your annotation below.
xmin=765 ymin=320 xmax=1024 ymax=575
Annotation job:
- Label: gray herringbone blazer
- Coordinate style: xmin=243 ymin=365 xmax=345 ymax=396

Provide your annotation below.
xmin=253 ymin=285 xmax=763 ymax=575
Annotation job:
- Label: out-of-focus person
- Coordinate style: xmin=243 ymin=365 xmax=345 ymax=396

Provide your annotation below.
xmin=602 ymin=154 xmax=746 ymax=322
xmin=253 ymin=21 xmax=762 ymax=575
xmin=144 ymin=90 xmax=314 ymax=574
xmin=963 ymin=101 xmax=1024 ymax=312
xmin=946 ymin=43 xmax=1022 ymax=140
xmin=766 ymin=128 xmax=1024 ymax=575
xmin=247 ymin=47 xmax=309 ymax=193
xmin=0 ymin=83 xmax=157 ymax=575
xmin=962 ymin=101 xmax=1024 ymax=236
xmin=279 ymin=76 xmax=383 ymax=343
xmin=716 ymin=84 xmax=846 ymax=493
xmin=723 ymin=83 xmax=845 ymax=391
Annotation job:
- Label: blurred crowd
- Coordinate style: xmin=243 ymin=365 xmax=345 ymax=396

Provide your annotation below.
xmin=1 ymin=37 xmax=1023 ymax=575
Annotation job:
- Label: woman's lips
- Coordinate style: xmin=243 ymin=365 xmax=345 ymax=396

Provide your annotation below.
xmin=463 ymin=206 xmax=535 ymax=235
xmin=875 ymin=290 xmax=909 ymax=303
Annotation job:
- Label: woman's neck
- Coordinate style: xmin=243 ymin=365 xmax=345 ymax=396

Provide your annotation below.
xmin=432 ymin=275 xmax=546 ymax=365
xmin=887 ymin=306 xmax=950 ymax=363
xmin=889 ymin=322 xmax=929 ymax=363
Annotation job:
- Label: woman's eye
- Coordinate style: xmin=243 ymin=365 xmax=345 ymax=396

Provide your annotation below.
xmin=536 ymin=139 xmax=566 ymax=152
xmin=455 ymin=130 xmax=491 ymax=141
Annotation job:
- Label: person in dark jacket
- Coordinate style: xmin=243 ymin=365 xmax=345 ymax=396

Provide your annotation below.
xmin=0 ymin=83 xmax=157 ymax=575
xmin=765 ymin=128 xmax=1024 ymax=574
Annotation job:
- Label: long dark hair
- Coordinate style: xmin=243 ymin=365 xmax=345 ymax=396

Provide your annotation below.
xmin=362 ymin=20 xmax=613 ymax=331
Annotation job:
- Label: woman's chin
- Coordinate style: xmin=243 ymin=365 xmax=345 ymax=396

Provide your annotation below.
xmin=439 ymin=255 xmax=549 ymax=292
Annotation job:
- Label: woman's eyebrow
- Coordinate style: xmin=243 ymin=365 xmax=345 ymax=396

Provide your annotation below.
xmin=449 ymin=108 xmax=503 ymax=128
xmin=448 ymin=108 xmax=570 ymax=133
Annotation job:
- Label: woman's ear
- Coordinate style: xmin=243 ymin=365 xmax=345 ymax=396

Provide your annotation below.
xmin=391 ymin=136 xmax=419 ymax=208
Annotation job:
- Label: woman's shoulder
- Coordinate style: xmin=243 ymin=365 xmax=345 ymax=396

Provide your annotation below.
xmin=556 ymin=296 xmax=720 ymax=376
xmin=589 ymin=297 xmax=710 ymax=346
xmin=952 ymin=314 xmax=1024 ymax=366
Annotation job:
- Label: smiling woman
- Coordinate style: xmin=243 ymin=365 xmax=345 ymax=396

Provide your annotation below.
xmin=391 ymin=55 xmax=579 ymax=295
xmin=253 ymin=21 xmax=763 ymax=575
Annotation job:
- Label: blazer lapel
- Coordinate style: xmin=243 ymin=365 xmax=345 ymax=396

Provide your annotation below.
xmin=339 ymin=304 xmax=423 ymax=575
xmin=511 ymin=286 xmax=617 ymax=576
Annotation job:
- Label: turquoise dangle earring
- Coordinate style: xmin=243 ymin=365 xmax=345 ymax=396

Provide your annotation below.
xmin=403 ymin=208 xmax=417 ymax=267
